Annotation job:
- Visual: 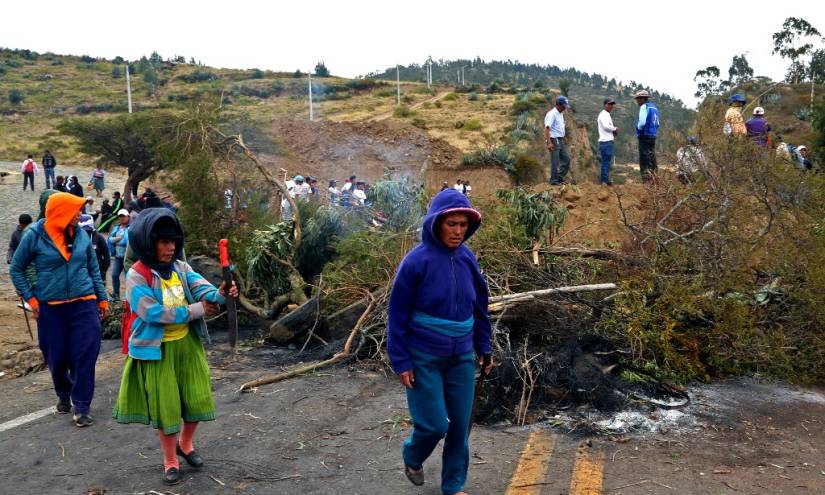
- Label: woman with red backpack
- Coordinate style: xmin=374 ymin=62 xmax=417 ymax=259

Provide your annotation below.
xmin=112 ymin=208 xmax=236 ymax=485
xmin=21 ymin=154 xmax=38 ymax=191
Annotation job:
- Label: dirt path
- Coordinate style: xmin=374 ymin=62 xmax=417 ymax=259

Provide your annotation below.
xmin=369 ymin=91 xmax=451 ymax=122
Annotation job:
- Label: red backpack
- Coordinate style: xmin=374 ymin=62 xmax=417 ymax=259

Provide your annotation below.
xmin=120 ymin=261 xmax=153 ymax=354
xmin=23 ymin=160 xmax=34 ymax=173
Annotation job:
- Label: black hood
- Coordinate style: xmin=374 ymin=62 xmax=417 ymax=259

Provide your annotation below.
xmin=128 ymin=208 xmax=184 ymax=272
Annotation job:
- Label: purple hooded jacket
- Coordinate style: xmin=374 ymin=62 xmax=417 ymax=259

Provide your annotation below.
xmin=387 ymin=189 xmax=492 ymax=374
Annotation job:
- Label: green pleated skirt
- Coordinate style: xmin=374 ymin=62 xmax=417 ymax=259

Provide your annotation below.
xmin=112 ymin=330 xmax=215 ymax=434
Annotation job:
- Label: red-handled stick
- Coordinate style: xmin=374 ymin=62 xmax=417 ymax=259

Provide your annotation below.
xmin=218 ymin=239 xmax=238 ymax=349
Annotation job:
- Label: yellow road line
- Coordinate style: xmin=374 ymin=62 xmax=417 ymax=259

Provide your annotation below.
xmin=569 ymin=442 xmax=605 ymax=495
xmin=504 ymin=429 xmax=556 ymax=495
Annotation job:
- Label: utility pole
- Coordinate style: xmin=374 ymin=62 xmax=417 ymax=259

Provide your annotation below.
xmin=125 ymin=64 xmax=132 ymax=114
xmin=461 ymin=66 xmax=465 ymax=85
xmin=396 ymin=65 xmax=401 ymax=105
xmin=308 ymin=72 xmax=313 ymax=121
xmin=457 ymin=69 xmax=460 ymax=85
xmin=426 ymin=61 xmax=431 ymax=89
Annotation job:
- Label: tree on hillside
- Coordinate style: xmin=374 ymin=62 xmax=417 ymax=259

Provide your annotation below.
xmin=772 ymin=17 xmax=821 ymax=84
xmin=58 ymin=114 xmax=171 ymax=201
xmin=314 ymin=62 xmax=330 ymax=77
xmin=728 ymin=54 xmax=754 ymax=86
xmin=811 ymin=49 xmax=825 ymax=84
xmin=559 ymin=78 xmax=571 ymax=97
xmin=694 ymin=66 xmax=729 ymax=99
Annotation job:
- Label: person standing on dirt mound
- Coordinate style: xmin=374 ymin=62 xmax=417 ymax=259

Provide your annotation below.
xmin=633 ymin=90 xmax=660 ymax=182
xmin=112 ymin=208 xmax=237 ymax=486
xmin=544 ymin=95 xmax=571 ymax=185
xmin=388 ymin=188 xmax=494 ymax=495
xmin=597 ymin=98 xmax=619 ymax=186
xmin=9 ymin=192 xmax=110 ymax=427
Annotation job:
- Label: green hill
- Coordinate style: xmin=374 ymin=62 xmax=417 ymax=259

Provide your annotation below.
xmin=369 ymin=59 xmax=696 ymax=162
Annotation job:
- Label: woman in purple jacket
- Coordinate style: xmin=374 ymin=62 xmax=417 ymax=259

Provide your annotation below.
xmin=388 ymin=188 xmax=494 ymax=495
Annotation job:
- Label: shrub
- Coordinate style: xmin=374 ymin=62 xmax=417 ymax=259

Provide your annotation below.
xmin=434 ymin=100 xmax=443 ymax=108
xmin=442 ymin=92 xmax=458 ymax=101
xmin=462 ymin=119 xmax=483 ymax=131
xmin=8 ymin=89 xmax=24 ymax=105
xmin=411 ymin=117 xmax=427 ymax=129
xmin=511 ymin=99 xmax=537 ymax=114
xmin=461 ymin=146 xmax=515 ymax=171
xmin=0 ymin=66 xmax=5 ymax=77
xmin=249 ymin=68 xmax=264 ymax=79
xmin=511 ymin=154 xmax=544 ymax=184
xmin=393 ymin=106 xmax=415 ymax=118
xmin=50 ymin=58 xmax=64 ymax=66
xmin=293 ymin=69 xmax=303 ymax=78
xmin=270 ymin=80 xmax=285 ymax=95
xmin=468 ymin=92 xmax=479 ymax=101
xmin=178 ymin=70 xmax=218 ymax=83
xmin=111 ymin=66 xmax=121 ymax=79
xmin=314 ymin=62 xmax=330 ymax=77
xmin=4 ymin=58 xmax=21 ymax=68
xmin=80 ymin=55 xmax=96 ymax=63
xmin=375 ymin=89 xmax=393 ymax=98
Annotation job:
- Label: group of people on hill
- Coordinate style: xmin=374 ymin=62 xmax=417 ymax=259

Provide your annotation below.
xmin=274 ymin=173 xmax=374 ymax=220
xmin=8 ymin=183 xmax=235 ymax=486
xmin=18 ymin=151 xmax=108 ymax=196
xmin=440 ymin=178 xmax=473 ymax=196
xmin=545 ymin=90 xmax=661 ymax=186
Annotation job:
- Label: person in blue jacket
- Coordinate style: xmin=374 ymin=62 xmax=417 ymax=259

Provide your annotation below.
xmin=633 ymin=89 xmax=660 ymax=182
xmin=388 ymin=188 xmax=494 ymax=495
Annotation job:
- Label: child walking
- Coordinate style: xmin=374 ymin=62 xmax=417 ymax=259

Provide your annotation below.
xmin=112 ymin=208 xmax=237 ymax=485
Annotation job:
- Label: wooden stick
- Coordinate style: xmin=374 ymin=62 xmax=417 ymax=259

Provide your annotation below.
xmin=487 ymin=283 xmax=617 ymax=304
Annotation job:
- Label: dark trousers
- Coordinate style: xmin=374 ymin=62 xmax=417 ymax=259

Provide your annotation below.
xmin=38 ymin=300 xmax=101 ymax=414
xmin=549 ymin=137 xmax=570 ymax=184
xmin=44 ymin=167 xmax=55 ymax=189
xmin=638 ymin=136 xmax=658 ymax=180
xmin=23 ymin=172 xmax=35 ymax=191
xmin=599 ymin=141 xmax=614 ymax=184
xmin=403 ymin=348 xmax=475 ymax=495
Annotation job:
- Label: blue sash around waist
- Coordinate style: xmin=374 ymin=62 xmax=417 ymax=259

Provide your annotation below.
xmin=412 ymin=311 xmax=473 ymax=337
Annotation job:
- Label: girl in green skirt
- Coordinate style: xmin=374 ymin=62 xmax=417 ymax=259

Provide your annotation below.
xmin=112 ymin=208 xmax=237 ymax=485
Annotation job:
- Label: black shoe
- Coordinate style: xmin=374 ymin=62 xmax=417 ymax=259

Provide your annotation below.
xmin=404 ymin=466 xmax=424 ymax=486
xmin=163 ymin=467 xmax=182 ymax=485
xmin=177 ymin=445 xmax=204 ymax=468
xmin=73 ymin=413 xmax=94 ymax=427
xmin=56 ymin=401 xmax=71 ymax=414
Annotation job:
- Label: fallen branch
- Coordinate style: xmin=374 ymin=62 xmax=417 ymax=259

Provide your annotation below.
xmin=238 ymin=292 xmax=377 ymax=391
xmin=545 ymin=247 xmax=636 ymax=264
xmin=488 ymin=283 xmax=617 ymax=304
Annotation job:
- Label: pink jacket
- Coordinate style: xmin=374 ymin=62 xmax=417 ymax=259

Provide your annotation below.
xmin=21 ymin=159 xmax=38 ymax=175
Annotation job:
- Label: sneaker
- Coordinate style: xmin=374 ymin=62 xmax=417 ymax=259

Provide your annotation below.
xmin=56 ymin=401 xmax=71 ymax=414
xmin=73 ymin=413 xmax=94 ymax=427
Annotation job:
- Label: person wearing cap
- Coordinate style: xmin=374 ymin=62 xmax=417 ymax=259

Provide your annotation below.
xmin=9 ymin=192 xmax=109 ymax=427
xmin=79 ymin=214 xmax=110 ymax=286
xmin=327 ymin=179 xmax=341 ymax=206
xmin=7 ymin=213 xmax=33 ymax=264
xmin=746 ymin=107 xmax=772 ymax=148
xmin=109 ymin=209 xmax=131 ymax=298
xmin=597 ymin=98 xmax=619 ymax=186
xmin=292 ymin=175 xmax=311 ymax=201
xmin=388 ymin=188 xmax=493 ymax=495
xmin=544 ymin=95 xmax=571 ymax=185
xmin=796 ymin=145 xmax=814 ymax=171
xmin=724 ymin=94 xmax=747 ymax=137
xmin=633 ymin=90 xmax=660 ymax=182
xmin=112 ymin=208 xmax=237 ymax=486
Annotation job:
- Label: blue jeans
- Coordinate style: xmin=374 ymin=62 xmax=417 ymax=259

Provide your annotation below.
xmin=403 ymin=347 xmax=476 ymax=495
xmin=44 ymin=167 xmax=56 ymax=189
xmin=38 ymin=300 xmax=101 ymax=413
xmin=599 ymin=141 xmax=614 ymax=184
xmin=111 ymin=256 xmax=125 ymax=297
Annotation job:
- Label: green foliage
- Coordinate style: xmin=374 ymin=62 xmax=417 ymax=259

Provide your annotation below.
xmin=468 ymin=92 xmax=479 ymax=101
xmin=292 ymin=69 xmax=303 ymax=78
xmin=111 ymin=66 xmax=121 ymax=79
xmin=462 ymin=119 xmax=483 ymax=131
xmin=461 ymin=146 xmax=515 ymax=171
xmin=559 ymin=78 xmax=571 ymax=96
xmin=366 ymin=173 xmax=426 ymax=231
xmin=247 ymin=222 xmax=295 ymax=297
xmin=393 ymin=105 xmax=415 ymax=118
xmin=694 ymin=66 xmax=728 ymax=99
xmin=314 ymin=61 xmax=330 ymax=77
xmin=773 ymin=17 xmax=822 ymax=83
xmin=249 ymin=68 xmax=264 ymax=79
xmin=728 ymin=53 xmax=753 ymax=86
xmin=178 ymin=70 xmax=217 ymax=83
xmin=8 ymin=89 xmax=24 ymax=104
xmin=495 ymin=188 xmax=568 ymax=243
xmin=442 ymin=92 xmax=458 ymax=101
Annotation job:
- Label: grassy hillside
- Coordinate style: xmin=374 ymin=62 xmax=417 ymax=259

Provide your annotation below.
xmin=369 ymin=59 xmax=696 ymax=162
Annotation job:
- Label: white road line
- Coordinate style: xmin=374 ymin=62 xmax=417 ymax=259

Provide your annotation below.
xmin=0 ymin=407 xmax=55 ymax=433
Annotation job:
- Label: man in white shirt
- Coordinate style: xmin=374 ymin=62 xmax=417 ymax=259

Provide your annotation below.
xmin=352 ymin=182 xmax=367 ymax=205
xmin=543 ymin=96 xmax=570 ymax=185
xmin=597 ymin=98 xmax=619 ymax=186
xmin=292 ymin=175 xmax=311 ymax=200
xmin=453 ymin=179 xmax=463 ymax=192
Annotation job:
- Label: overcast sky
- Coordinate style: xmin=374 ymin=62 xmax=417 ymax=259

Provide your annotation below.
xmin=3 ymin=1 xmax=823 ymax=108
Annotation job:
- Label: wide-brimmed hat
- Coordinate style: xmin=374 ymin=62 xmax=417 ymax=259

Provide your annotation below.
xmin=633 ymin=90 xmax=650 ymax=99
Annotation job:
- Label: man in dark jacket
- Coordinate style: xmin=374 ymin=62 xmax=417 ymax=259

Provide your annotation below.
xmin=79 ymin=214 xmax=110 ymax=286
xmin=7 ymin=214 xmax=33 ymax=264
xmin=42 ymin=150 xmax=57 ymax=189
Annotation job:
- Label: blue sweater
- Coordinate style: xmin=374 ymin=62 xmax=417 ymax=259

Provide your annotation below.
xmin=636 ymin=102 xmax=660 ymax=137
xmin=387 ymin=189 xmax=492 ymax=373
xmin=10 ymin=220 xmax=107 ymax=304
